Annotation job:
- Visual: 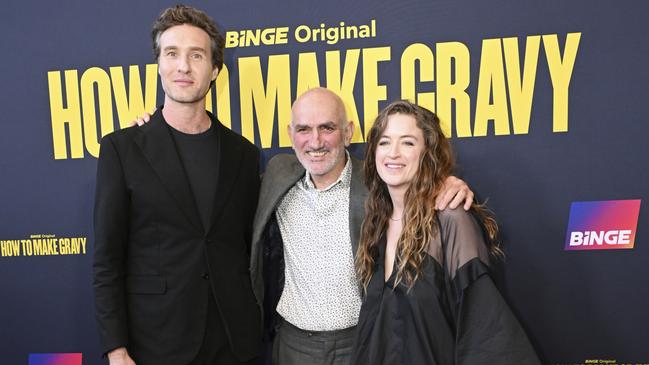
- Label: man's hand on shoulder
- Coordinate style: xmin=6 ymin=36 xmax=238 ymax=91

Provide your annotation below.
xmin=435 ymin=176 xmax=474 ymax=211
xmin=129 ymin=110 xmax=154 ymax=127
xmin=107 ymin=347 xmax=136 ymax=365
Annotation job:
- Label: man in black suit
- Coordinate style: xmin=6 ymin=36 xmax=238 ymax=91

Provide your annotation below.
xmin=93 ymin=5 xmax=260 ymax=365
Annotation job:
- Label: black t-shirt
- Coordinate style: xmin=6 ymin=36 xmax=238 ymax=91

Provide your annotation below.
xmin=168 ymin=121 xmax=220 ymax=231
xmin=168 ymin=121 xmax=229 ymax=357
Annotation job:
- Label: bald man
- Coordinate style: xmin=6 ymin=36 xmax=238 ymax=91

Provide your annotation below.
xmin=249 ymin=88 xmax=473 ymax=365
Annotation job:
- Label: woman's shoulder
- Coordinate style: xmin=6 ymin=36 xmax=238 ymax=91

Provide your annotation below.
xmin=436 ymin=208 xmax=490 ymax=269
xmin=436 ymin=207 xmax=480 ymax=231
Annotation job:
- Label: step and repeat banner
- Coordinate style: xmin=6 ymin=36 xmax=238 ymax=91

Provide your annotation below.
xmin=1 ymin=0 xmax=647 ymax=364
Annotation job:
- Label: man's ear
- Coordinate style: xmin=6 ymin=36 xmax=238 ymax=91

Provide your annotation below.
xmin=287 ymin=123 xmax=294 ymax=145
xmin=211 ymin=66 xmax=219 ymax=82
xmin=344 ymin=120 xmax=354 ymax=146
xmin=208 ymin=67 xmax=219 ymax=89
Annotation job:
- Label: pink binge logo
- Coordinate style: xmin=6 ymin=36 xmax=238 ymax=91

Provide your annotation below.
xmin=28 ymin=353 xmax=82 ymax=365
xmin=565 ymin=200 xmax=641 ymax=251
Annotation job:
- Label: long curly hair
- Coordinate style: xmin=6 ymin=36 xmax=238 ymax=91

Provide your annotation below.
xmin=356 ymin=100 xmax=500 ymax=292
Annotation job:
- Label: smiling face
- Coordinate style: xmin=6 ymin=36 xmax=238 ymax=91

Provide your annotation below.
xmin=289 ymin=89 xmax=354 ymax=189
xmin=157 ymin=24 xmax=218 ymax=107
xmin=375 ymin=113 xmax=426 ymax=195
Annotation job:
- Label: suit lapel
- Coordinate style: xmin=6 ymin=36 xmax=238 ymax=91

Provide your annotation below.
xmin=134 ymin=110 xmax=204 ymax=233
xmin=206 ymin=118 xmax=243 ymax=234
xmin=349 ymin=156 xmax=368 ymax=258
xmin=250 ymin=154 xmax=304 ymax=289
xmin=259 ymin=156 xmax=305 ymax=228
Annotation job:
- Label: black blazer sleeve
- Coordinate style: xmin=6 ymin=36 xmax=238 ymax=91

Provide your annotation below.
xmin=93 ymin=134 xmax=130 ymax=354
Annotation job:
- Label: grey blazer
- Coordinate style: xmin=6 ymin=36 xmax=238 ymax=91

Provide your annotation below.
xmin=249 ymin=153 xmax=368 ymax=309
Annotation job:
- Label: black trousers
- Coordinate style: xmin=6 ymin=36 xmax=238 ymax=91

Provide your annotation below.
xmin=190 ymin=290 xmax=258 ymax=365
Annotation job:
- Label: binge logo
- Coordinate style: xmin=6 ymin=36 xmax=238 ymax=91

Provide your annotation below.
xmin=565 ymin=200 xmax=641 ymax=251
xmin=28 ymin=353 xmax=82 ymax=365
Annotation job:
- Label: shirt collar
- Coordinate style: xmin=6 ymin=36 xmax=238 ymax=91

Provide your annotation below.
xmin=302 ymin=151 xmax=352 ymax=192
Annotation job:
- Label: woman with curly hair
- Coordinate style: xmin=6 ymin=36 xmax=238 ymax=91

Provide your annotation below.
xmin=352 ymin=100 xmax=540 ymax=365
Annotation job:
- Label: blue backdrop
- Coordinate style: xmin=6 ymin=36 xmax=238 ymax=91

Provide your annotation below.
xmin=1 ymin=1 xmax=647 ymax=364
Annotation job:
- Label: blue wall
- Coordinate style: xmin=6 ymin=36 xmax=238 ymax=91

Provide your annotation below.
xmin=0 ymin=1 xmax=647 ymax=363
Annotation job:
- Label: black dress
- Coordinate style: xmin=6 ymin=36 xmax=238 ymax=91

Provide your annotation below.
xmin=351 ymin=209 xmax=540 ymax=365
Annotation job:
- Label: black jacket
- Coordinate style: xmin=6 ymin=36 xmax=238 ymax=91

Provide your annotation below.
xmin=93 ymin=109 xmax=261 ymax=364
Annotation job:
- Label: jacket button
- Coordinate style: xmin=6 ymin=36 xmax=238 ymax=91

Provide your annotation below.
xmin=202 ymin=273 xmax=209 ymax=280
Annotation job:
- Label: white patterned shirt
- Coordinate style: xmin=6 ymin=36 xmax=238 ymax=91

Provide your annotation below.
xmin=275 ymin=155 xmax=362 ymax=331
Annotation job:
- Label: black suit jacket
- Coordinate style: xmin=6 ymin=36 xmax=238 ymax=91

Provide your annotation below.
xmin=93 ymin=110 xmax=261 ymax=365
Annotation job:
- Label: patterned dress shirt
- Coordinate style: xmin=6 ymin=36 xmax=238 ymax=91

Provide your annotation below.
xmin=275 ymin=154 xmax=362 ymax=331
